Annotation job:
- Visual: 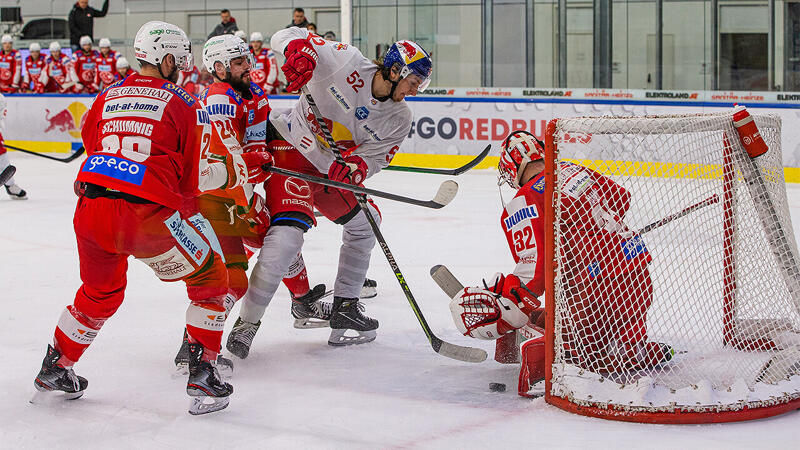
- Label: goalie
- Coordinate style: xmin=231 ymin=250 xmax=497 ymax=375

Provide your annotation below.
xmin=449 ymin=130 xmax=674 ymax=396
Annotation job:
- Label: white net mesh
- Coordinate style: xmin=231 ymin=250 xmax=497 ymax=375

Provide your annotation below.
xmin=547 ymin=112 xmax=800 ymax=415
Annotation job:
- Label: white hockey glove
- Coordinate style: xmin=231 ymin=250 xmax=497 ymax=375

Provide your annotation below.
xmin=449 ymin=287 xmax=530 ymax=340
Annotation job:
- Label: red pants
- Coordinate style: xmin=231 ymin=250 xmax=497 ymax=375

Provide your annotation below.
xmin=54 ymin=196 xmax=230 ymax=364
xmin=266 ymin=146 xmax=374 ymax=227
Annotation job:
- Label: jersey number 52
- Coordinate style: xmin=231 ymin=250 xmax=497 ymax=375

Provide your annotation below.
xmin=346 ymin=70 xmax=364 ymax=93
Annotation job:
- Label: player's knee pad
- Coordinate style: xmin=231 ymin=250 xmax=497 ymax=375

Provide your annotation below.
xmin=270 ymin=211 xmax=314 ymax=232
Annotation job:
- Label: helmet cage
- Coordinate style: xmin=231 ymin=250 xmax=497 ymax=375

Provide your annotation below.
xmin=498 ymin=130 xmax=544 ymax=189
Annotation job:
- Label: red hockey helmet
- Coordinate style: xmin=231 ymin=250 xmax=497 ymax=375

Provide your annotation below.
xmin=498 ymin=130 xmax=544 ymax=189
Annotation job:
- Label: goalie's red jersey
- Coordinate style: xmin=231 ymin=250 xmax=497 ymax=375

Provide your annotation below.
xmin=76 ymin=73 xmax=212 ymax=213
xmin=501 ymin=161 xmax=651 ymax=295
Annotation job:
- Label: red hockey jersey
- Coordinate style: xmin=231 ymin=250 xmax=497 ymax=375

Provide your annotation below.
xmin=72 ymin=49 xmax=100 ymax=93
xmin=24 ymin=54 xmax=48 ymax=93
xmin=0 ymin=49 xmax=21 ymax=93
xmin=94 ymin=50 xmax=119 ymax=88
xmin=45 ymin=53 xmax=74 ymax=92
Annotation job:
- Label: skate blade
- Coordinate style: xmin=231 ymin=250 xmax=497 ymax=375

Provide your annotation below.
xmin=30 ymin=387 xmax=84 ymax=404
xmin=328 ymin=328 xmax=377 ymax=346
xmin=360 ymin=286 xmax=378 ymax=299
xmin=293 ymin=318 xmax=330 ymax=329
xmin=188 ymin=395 xmax=230 ymax=415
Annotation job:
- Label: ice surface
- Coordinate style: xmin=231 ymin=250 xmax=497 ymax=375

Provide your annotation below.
xmin=3 ymin=154 xmax=799 ymax=448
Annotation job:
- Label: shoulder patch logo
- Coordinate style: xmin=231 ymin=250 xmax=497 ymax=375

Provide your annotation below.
xmin=355 ymin=106 xmax=369 ymax=120
xmin=160 ymin=82 xmax=195 ymax=105
xmin=250 ymin=82 xmax=264 ymax=97
xmin=531 ymin=177 xmax=545 ymax=193
xmin=225 ymin=88 xmax=243 ymax=105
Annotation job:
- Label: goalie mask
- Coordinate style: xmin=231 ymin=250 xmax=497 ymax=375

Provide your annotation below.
xmin=449 ymin=287 xmax=529 ymax=340
xmin=498 ymin=130 xmax=545 ymax=189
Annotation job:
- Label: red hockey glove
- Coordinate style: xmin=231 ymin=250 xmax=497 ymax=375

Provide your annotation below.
xmin=487 ymin=273 xmax=541 ymax=315
xmin=282 ymin=39 xmax=318 ymax=92
xmin=241 ymin=151 xmax=273 ymax=184
xmin=450 ymin=287 xmax=530 ymax=340
xmin=328 ymin=155 xmax=367 ymax=185
xmin=238 ymin=193 xmax=270 ymax=247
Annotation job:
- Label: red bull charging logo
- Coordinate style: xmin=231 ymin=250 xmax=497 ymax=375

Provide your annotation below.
xmin=44 ymin=101 xmax=89 ymax=139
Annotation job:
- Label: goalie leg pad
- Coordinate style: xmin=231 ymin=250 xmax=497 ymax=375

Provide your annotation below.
xmin=518 ymin=331 xmax=546 ymax=398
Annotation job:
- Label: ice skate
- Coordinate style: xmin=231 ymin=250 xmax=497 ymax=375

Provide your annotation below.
xmin=31 ymin=345 xmax=88 ymax=403
xmin=5 ymin=183 xmax=27 ymax=200
xmin=292 ymin=283 xmax=334 ymax=329
xmin=360 ymin=278 xmax=378 ymax=299
xmin=175 ymin=329 xmax=233 ymax=378
xmin=186 ymin=343 xmax=233 ymax=415
xmin=226 ymin=317 xmax=260 ymax=359
xmin=328 ymin=297 xmax=378 ymax=346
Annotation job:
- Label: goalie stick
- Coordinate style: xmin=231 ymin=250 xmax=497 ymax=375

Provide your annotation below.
xmin=384 ymin=144 xmax=492 ymax=175
xmin=302 ymin=87 xmax=486 ymax=363
xmin=5 ymin=144 xmax=85 ymax=163
xmin=637 ymin=194 xmax=720 ymax=235
xmin=267 ymin=166 xmax=458 ymax=209
xmin=0 ymin=164 xmax=15 ymax=185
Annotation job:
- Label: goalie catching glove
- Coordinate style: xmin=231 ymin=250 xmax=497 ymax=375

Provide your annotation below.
xmin=282 ymin=39 xmax=318 ymax=92
xmin=449 ymin=287 xmax=531 ymax=340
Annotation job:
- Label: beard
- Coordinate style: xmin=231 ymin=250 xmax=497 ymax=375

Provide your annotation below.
xmin=226 ymin=71 xmax=251 ymax=94
xmin=167 ymin=66 xmax=179 ymax=83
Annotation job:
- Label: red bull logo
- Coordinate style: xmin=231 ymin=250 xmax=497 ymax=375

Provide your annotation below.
xmin=44 ymin=101 xmax=88 ymax=139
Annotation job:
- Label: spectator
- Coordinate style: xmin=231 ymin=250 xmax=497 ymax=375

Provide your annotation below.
xmin=323 ymin=31 xmax=336 ymax=41
xmin=307 ymin=23 xmax=317 ymax=34
xmin=68 ymin=0 xmax=110 ymax=52
xmin=116 ymin=57 xmax=136 ymax=79
xmin=208 ymin=9 xmax=239 ymax=39
xmin=286 ymin=8 xmax=309 ymax=28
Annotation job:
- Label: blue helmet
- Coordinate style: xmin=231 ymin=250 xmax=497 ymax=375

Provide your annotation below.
xmin=382 ymin=40 xmax=433 ymax=92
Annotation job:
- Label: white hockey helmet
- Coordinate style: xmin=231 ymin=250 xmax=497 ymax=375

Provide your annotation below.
xmin=116 ymin=56 xmax=130 ymax=69
xmin=134 ymin=21 xmax=192 ymax=71
xmin=29 ymin=42 xmax=41 ymax=52
xmin=250 ymin=32 xmax=264 ymax=43
xmin=234 ymin=30 xmax=246 ymax=41
xmin=49 ymin=41 xmax=61 ymax=53
xmin=498 ymin=130 xmax=545 ymax=189
xmin=202 ymin=34 xmax=254 ymax=75
xmin=79 ymin=35 xmax=92 ymax=46
xmin=98 ymin=38 xmax=111 ymax=48
xmin=1 ymin=35 xmax=12 ymax=44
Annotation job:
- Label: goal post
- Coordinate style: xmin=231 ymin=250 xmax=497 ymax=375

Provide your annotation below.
xmin=541 ymin=112 xmax=800 ymax=423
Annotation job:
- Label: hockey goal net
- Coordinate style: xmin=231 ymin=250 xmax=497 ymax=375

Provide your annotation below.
xmin=542 ymin=112 xmax=800 ymax=423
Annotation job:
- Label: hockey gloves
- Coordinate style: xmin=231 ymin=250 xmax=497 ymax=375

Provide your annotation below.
xmin=282 ymin=39 xmax=318 ymax=92
xmin=225 ymin=151 xmax=273 ymax=188
xmin=450 ymin=287 xmax=530 ymax=340
xmin=328 ymin=155 xmax=367 ymax=185
xmin=486 ymin=273 xmax=541 ymax=315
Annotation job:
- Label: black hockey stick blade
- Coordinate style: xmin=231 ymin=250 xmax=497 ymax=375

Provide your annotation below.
xmin=0 ymin=164 xmax=16 ymax=185
xmin=385 ymin=144 xmax=492 ymax=176
xmin=267 ymin=165 xmax=458 ymax=209
xmin=5 ymin=144 xmax=85 ymax=163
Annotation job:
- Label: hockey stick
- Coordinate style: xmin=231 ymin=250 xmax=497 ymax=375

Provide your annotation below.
xmin=384 ymin=144 xmax=492 ymax=175
xmin=302 ymin=87 xmax=485 ymax=363
xmin=267 ymin=166 xmax=457 ymax=209
xmin=5 ymin=144 xmax=86 ymax=163
xmin=0 ymin=165 xmax=15 ymax=185
xmin=637 ymin=194 xmax=720 ymax=235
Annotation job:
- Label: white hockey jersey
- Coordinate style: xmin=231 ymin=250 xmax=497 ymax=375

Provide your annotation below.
xmin=270 ymin=27 xmax=413 ymax=177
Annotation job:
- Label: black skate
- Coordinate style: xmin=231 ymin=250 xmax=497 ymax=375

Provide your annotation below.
xmin=226 ymin=317 xmax=260 ymax=359
xmin=5 ymin=183 xmax=27 ymax=200
xmin=175 ymin=329 xmax=233 ymax=378
xmin=328 ymin=297 xmax=378 ymax=346
xmin=31 ymin=345 xmax=88 ymax=403
xmin=360 ymin=278 xmax=378 ymax=299
xmin=292 ymin=284 xmax=334 ymax=329
xmin=187 ymin=343 xmax=233 ymax=415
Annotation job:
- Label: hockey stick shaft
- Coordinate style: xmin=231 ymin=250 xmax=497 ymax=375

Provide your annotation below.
xmin=0 ymin=165 xmax=15 ymax=185
xmin=384 ymin=144 xmax=492 ymax=175
xmin=638 ymin=194 xmax=720 ymax=235
xmin=4 ymin=144 xmax=85 ymax=163
xmin=302 ymin=88 xmax=484 ymax=363
xmin=267 ymin=165 xmax=454 ymax=209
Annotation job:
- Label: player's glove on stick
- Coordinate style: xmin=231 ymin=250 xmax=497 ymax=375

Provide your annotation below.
xmin=282 ymin=39 xmax=318 ymax=92
xmin=486 ymin=273 xmax=541 ymax=314
xmin=328 ymin=154 xmax=368 ymax=185
xmin=226 ymin=151 xmax=273 ymax=188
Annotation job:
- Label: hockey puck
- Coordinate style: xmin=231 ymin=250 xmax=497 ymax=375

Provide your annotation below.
xmin=489 ymin=382 xmax=506 ymax=392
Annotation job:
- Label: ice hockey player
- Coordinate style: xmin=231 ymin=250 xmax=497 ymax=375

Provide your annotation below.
xmin=0 ymin=35 xmax=21 ymax=93
xmin=226 ymin=27 xmax=432 ymax=352
xmin=173 ymin=34 xmax=329 ymax=366
xmin=248 ymin=32 xmax=278 ymax=94
xmin=448 ymin=130 xmax=674 ymax=396
xmin=44 ymin=42 xmax=75 ymax=93
xmin=71 ymin=36 xmax=100 ymax=93
xmin=23 ymin=43 xmax=48 ymax=93
xmin=94 ymin=38 xmax=120 ymax=90
xmin=31 ymin=21 xmax=273 ymax=415
xmin=176 ymin=64 xmax=200 ymax=96
xmin=0 ymin=94 xmax=25 ymax=199
xmin=115 ymin=57 xmax=136 ymax=80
